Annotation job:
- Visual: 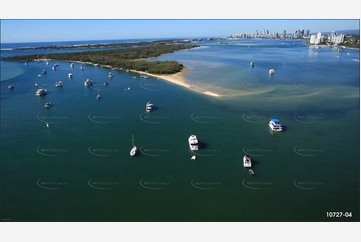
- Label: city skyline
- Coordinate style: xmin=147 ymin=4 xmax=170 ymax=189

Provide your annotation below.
xmin=1 ymin=19 xmax=359 ymax=43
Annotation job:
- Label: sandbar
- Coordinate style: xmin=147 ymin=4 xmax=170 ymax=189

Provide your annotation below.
xmin=129 ymin=68 xmax=222 ymax=98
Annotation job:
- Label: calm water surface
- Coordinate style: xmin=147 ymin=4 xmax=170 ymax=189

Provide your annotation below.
xmin=1 ymin=38 xmax=359 ymax=221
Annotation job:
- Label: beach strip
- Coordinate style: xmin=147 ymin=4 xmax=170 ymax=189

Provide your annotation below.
xmin=129 ymin=68 xmax=222 ymax=98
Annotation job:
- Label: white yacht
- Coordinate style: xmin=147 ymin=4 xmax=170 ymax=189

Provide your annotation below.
xmin=188 ymin=135 xmax=199 ymax=151
xmin=243 ymin=155 xmax=252 ymax=168
xmin=130 ymin=135 xmax=137 ymax=156
xmin=269 ymin=118 xmax=283 ymax=132
xmin=44 ymin=102 xmax=52 ymax=108
xmin=68 ymin=73 xmax=73 ymax=78
xmin=146 ymin=101 xmax=153 ymax=112
xmin=130 ymin=146 xmax=137 ymax=156
xmin=84 ymin=79 xmax=93 ymax=86
xmin=269 ymin=69 xmax=275 ymax=75
xmin=35 ymin=88 xmax=47 ymax=96
xmin=55 ymin=81 xmax=63 ymax=87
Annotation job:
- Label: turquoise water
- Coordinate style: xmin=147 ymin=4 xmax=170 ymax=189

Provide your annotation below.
xmin=1 ymin=39 xmax=359 ymax=222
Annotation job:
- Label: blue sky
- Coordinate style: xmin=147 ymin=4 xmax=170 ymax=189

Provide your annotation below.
xmin=1 ymin=19 xmax=359 ymax=43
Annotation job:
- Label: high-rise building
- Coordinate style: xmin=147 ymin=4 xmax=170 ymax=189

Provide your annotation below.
xmin=306 ymin=29 xmax=310 ymax=37
xmin=330 ymin=32 xmax=345 ymax=44
xmin=283 ymin=30 xmax=286 ymax=38
xmin=310 ymin=35 xmax=316 ymax=44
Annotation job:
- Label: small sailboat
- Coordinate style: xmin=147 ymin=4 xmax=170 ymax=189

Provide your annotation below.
xmin=191 ymin=155 xmax=196 ymax=160
xmin=46 ymin=122 xmax=49 ymax=128
xmin=96 ymin=89 xmax=101 ymax=100
xmin=249 ymin=169 xmax=255 ymax=175
xmin=130 ymin=135 xmax=137 ymax=157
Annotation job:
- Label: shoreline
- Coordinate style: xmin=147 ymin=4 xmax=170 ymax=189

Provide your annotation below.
xmin=129 ymin=68 xmax=222 ymax=98
xmin=34 ymin=58 xmax=222 ymax=98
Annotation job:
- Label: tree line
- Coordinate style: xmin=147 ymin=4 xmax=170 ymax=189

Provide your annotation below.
xmin=2 ymin=44 xmax=199 ymax=74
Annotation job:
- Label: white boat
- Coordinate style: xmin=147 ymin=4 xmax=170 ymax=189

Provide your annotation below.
xmin=8 ymin=85 xmax=14 ymax=89
xmin=35 ymin=82 xmax=39 ymax=87
xmin=250 ymin=61 xmax=255 ymax=67
xmin=249 ymin=169 xmax=255 ymax=175
xmin=269 ymin=118 xmax=283 ymax=132
xmin=103 ymin=81 xmax=109 ymax=86
xmin=130 ymin=146 xmax=137 ymax=156
xmin=35 ymin=88 xmax=47 ymax=96
xmin=191 ymin=155 xmax=196 ymax=160
xmin=188 ymin=135 xmax=199 ymax=151
xmin=142 ymin=74 xmax=149 ymax=79
xmin=38 ymin=74 xmax=42 ymax=78
xmin=70 ymin=63 xmax=74 ymax=68
xmin=52 ymin=66 xmax=56 ymax=70
xmin=55 ymin=81 xmax=63 ymax=87
xmin=84 ymin=79 xmax=93 ymax=86
xmin=243 ymin=155 xmax=252 ymax=168
xmin=68 ymin=73 xmax=73 ymax=78
xmin=80 ymin=65 xmax=85 ymax=70
xmin=146 ymin=101 xmax=153 ymax=112
xmin=41 ymin=70 xmax=47 ymax=74
xmin=269 ymin=69 xmax=275 ymax=75
xmin=130 ymin=135 xmax=137 ymax=156
xmin=96 ymin=94 xmax=101 ymax=100
xmin=108 ymin=72 xmax=113 ymax=77
xmin=46 ymin=62 xmax=49 ymax=65
xmin=44 ymin=102 xmax=52 ymax=108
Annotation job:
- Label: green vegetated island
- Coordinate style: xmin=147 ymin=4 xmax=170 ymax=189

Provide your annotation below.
xmin=2 ymin=40 xmax=202 ymax=74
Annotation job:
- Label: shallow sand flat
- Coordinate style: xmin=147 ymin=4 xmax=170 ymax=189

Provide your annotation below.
xmin=129 ymin=68 xmax=223 ymax=98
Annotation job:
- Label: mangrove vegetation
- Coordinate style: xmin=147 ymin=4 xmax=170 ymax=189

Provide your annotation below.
xmin=2 ymin=43 xmax=200 ymax=74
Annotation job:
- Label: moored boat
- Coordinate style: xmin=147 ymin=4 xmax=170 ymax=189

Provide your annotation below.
xmin=146 ymin=101 xmax=153 ymax=112
xmin=35 ymin=88 xmax=47 ymax=96
xmin=55 ymin=81 xmax=63 ymax=87
xmin=84 ymin=79 xmax=93 ymax=86
xmin=269 ymin=118 xmax=282 ymax=132
xmin=188 ymin=134 xmax=199 ymax=151
xmin=243 ymin=155 xmax=252 ymax=168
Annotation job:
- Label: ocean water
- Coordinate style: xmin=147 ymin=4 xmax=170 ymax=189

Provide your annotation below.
xmin=1 ymin=38 xmax=360 ymax=222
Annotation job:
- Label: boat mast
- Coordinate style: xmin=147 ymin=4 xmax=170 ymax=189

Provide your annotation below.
xmin=131 ymin=135 xmax=135 ymax=147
